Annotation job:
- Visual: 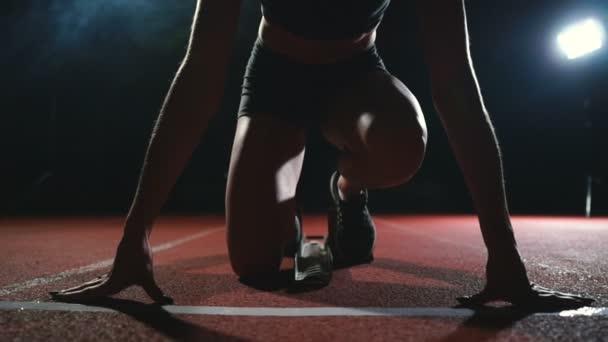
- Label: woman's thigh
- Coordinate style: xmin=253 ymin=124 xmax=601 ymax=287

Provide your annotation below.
xmin=225 ymin=114 xmax=307 ymax=277
xmin=321 ymin=70 xmax=428 ymax=188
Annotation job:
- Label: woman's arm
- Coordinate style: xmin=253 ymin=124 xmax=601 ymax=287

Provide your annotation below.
xmin=50 ymin=0 xmax=243 ymax=303
xmin=415 ymin=0 xmax=593 ymax=308
xmin=125 ymin=0 xmax=243 ymax=239
xmin=416 ymin=0 xmax=519 ymax=257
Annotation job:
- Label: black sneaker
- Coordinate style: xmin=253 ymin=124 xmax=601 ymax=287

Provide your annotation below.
xmin=327 ymin=171 xmax=376 ymax=268
xmin=284 ymin=213 xmax=303 ymax=258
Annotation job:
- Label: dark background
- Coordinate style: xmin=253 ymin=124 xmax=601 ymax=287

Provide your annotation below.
xmin=2 ymin=0 xmax=608 ymax=217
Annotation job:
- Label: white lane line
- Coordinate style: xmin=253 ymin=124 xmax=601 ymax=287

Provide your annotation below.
xmin=0 ymin=301 xmax=606 ymax=318
xmin=0 ymin=227 xmax=224 ymax=297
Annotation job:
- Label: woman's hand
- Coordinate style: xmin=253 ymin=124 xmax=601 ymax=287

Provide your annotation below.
xmin=49 ymin=235 xmax=173 ymax=305
xmin=458 ymin=283 xmax=595 ymax=311
xmin=458 ymin=249 xmax=594 ymax=310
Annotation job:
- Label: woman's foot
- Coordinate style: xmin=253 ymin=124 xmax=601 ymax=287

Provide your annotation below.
xmin=327 ymin=171 xmax=376 ymax=268
xmin=283 ymin=214 xmax=303 ymax=257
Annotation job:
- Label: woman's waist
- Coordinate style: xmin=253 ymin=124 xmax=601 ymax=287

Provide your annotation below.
xmin=258 ymin=16 xmax=377 ymax=64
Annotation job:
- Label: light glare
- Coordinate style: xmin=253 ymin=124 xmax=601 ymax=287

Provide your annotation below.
xmin=557 ymin=18 xmax=605 ymax=59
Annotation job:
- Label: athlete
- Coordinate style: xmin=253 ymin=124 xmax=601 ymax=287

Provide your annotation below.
xmin=51 ymin=0 xmax=593 ymax=309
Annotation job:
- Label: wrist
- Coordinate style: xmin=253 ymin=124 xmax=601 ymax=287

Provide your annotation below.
xmin=487 ymin=242 xmax=521 ymax=260
xmin=477 ymin=206 xmax=511 ymax=229
xmin=122 ymin=218 xmax=151 ymax=242
xmin=478 ymin=214 xmax=518 ymax=251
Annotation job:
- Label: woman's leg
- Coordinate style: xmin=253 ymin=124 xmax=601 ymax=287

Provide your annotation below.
xmin=320 ymin=70 xmax=427 ymax=266
xmin=322 ymin=70 xmax=428 ymax=196
xmin=225 ymin=114 xmax=307 ymax=278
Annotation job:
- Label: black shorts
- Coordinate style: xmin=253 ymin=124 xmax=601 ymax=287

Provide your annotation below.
xmin=238 ymin=38 xmax=387 ymax=126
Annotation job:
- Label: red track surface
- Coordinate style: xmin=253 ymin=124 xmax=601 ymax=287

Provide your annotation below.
xmin=1 ymin=215 xmax=607 ymax=341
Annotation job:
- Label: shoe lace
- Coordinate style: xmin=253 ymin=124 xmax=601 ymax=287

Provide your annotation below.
xmin=337 ymin=190 xmax=368 ymax=229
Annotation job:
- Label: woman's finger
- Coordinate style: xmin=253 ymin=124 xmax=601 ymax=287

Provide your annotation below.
xmin=50 ymin=281 xmax=113 ymax=302
xmin=49 ymin=274 xmax=109 ymax=295
xmin=456 ymin=289 xmax=497 ymax=306
xmin=517 ymin=287 xmax=595 ymax=310
xmin=141 ymin=278 xmax=174 ymax=305
xmin=138 ymin=272 xmax=174 ymax=305
xmin=51 ymin=275 xmax=132 ymax=302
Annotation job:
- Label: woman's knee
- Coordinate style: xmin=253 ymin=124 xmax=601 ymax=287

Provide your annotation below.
xmin=228 ymin=242 xmax=283 ymax=279
xmin=366 ymin=117 xmax=427 ymax=186
xmin=360 ymin=86 xmax=428 ymax=186
xmin=226 ymin=213 xmax=287 ymax=278
xmin=225 ymin=194 xmax=296 ymax=278
xmin=224 ymin=114 xmax=306 ymax=277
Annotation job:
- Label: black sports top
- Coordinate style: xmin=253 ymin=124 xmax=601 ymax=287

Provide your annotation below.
xmin=260 ymin=0 xmax=391 ymax=40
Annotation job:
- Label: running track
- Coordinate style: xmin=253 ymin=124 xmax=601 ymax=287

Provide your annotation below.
xmin=1 ymin=215 xmax=607 ymax=341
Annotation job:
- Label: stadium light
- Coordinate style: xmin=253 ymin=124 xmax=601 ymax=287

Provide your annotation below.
xmin=555 ymin=17 xmax=605 ymax=216
xmin=557 ymin=18 xmax=605 ymax=59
